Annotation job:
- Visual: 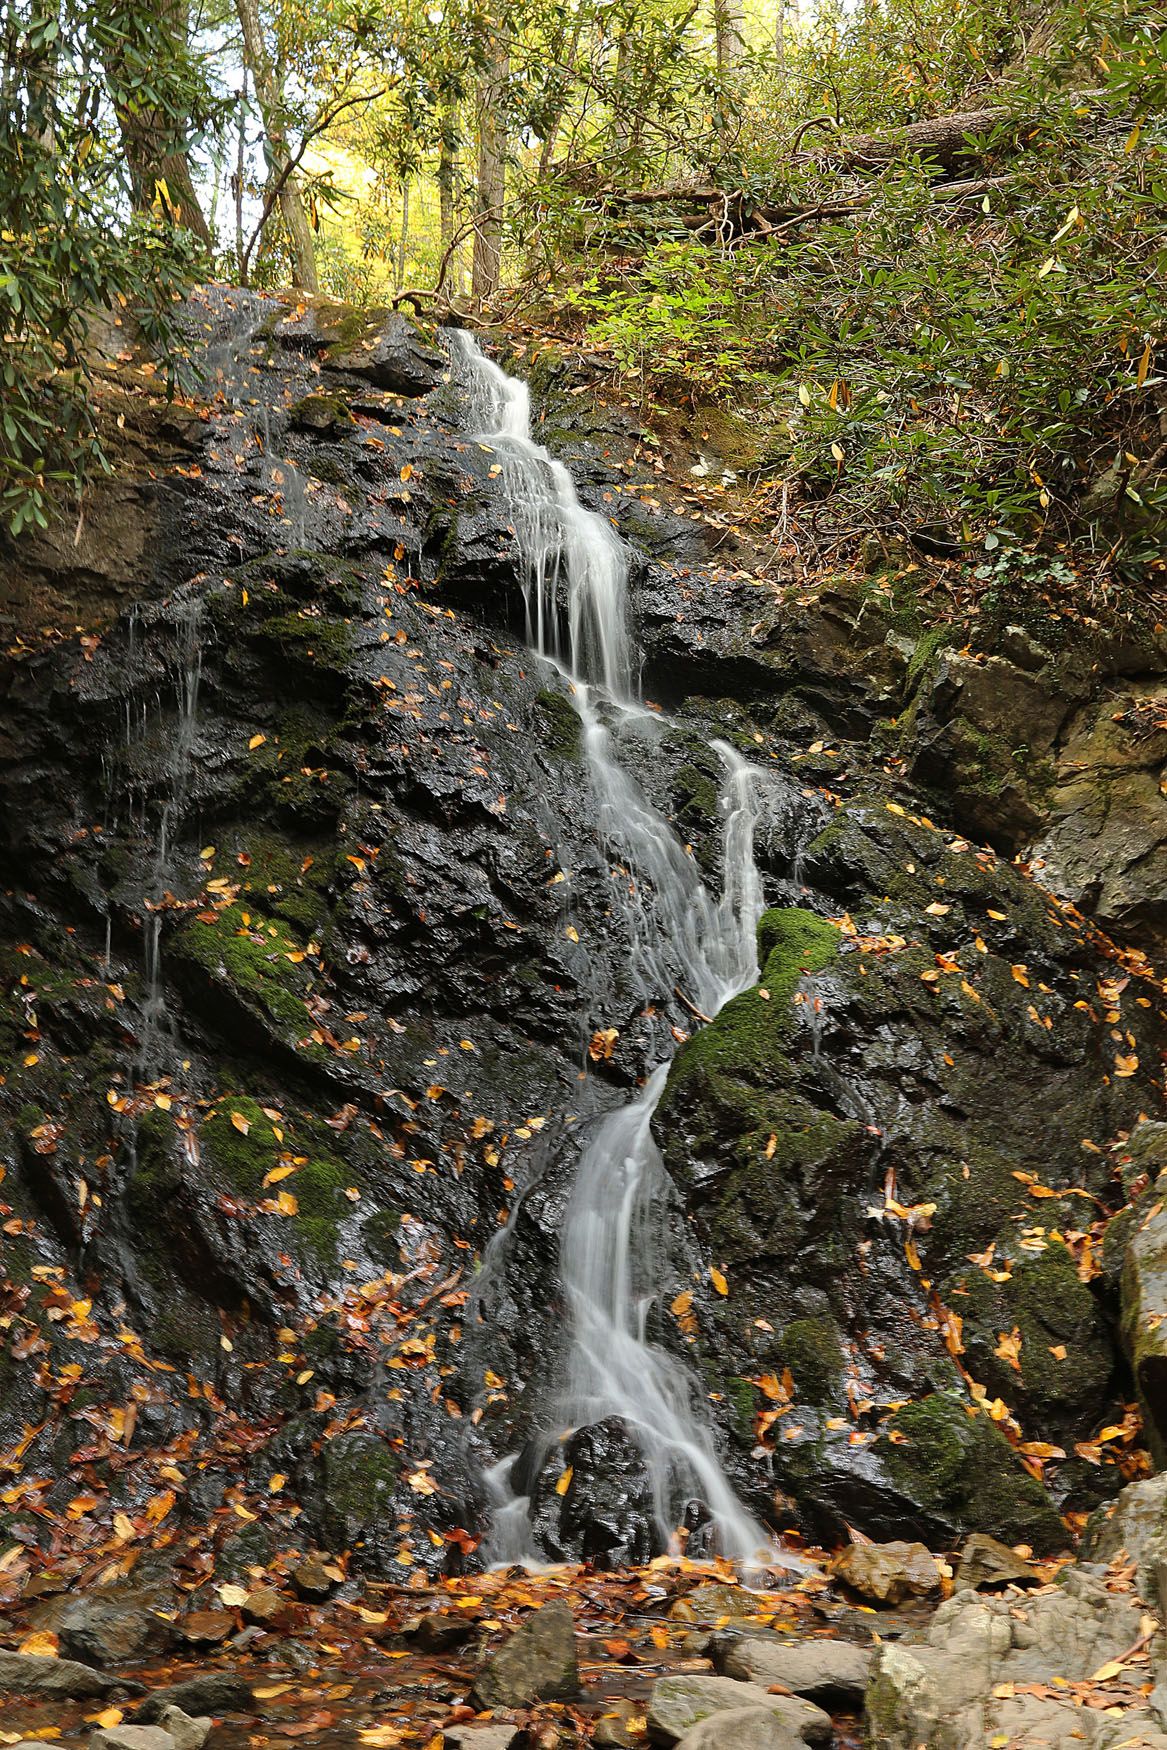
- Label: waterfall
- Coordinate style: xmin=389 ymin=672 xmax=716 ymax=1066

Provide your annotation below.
xmin=452 ymin=333 xmax=772 ymax=1567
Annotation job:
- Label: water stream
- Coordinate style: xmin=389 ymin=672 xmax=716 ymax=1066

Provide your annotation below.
xmin=452 ymin=334 xmax=773 ymax=1567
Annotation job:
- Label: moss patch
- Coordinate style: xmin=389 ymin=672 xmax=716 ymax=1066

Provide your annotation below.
xmin=772 ymin=1317 xmax=845 ymax=1407
xmin=173 ymin=902 xmax=316 ymax=1040
xmin=199 ymin=1096 xmax=351 ymax=1265
xmin=535 ymin=687 xmax=581 ymax=760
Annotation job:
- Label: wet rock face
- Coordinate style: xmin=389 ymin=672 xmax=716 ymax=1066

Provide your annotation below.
xmin=1 ymin=290 xmax=1166 ymax=1577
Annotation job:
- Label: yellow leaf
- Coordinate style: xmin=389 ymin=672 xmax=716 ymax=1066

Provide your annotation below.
xmin=565 ymin=924 xmax=579 ymax=943
xmin=263 ymin=1163 xmax=297 ymax=1186
xmin=269 ymin=1472 xmax=287 ymax=1491
xmin=89 ymin=1711 xmax=124 ymax=1731
xmin=230 ymin=1110 xmax=251 ymax=1135
xmin=400 ymin=464 xmax=413 ymax=483
xmin=18 ymin=1631 xmax=58 ymax=1657
xmin=276 ymin=1189 xmax=298 ymax=1216
xmin=555 ymin=1466 xmax=573 ymax=1496
xmin=671 ymin=1290 xmax=693 ymax=1316
xmin=248 ymin=733 xmax=266 ymax=751
xmin=217 ymin=1584 xmax=249 ymax=1608
xmin=1090 ymin=1659 xmax=1125 ymax=1683
xmin=710 ymin=1267 xmax=729 ymax=1296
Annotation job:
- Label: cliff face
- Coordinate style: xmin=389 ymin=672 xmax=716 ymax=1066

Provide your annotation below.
xmin=0 ymin=287 xmax=1164 ymax=1582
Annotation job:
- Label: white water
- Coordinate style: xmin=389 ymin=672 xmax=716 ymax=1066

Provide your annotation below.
xmin=453 ymin=333 xmax=773 ymax=1566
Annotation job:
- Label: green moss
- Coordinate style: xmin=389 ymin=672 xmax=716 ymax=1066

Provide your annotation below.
xmin=535 ymin=687 xmax=581 ymax=759
xmin=882 ymin=1392 xmax=1065 ymax=1553
xmin=362 ymin=1206 xmax=404 ymax=1266
xmin=725 ymin=1375 xmax=757 ymax=1442
xmin=235 ymin=834 xmax=336 ymax=937
xmin=772 ymin=1317 xmax=845 ymax=1406
xmin=199 ymin=1096 xmax=351 ymax=1265
xmin=256 ymin=610 xmax=353 ymax=671
xmin=668 ymin=910 xmax=839 ymax=1095
xmin=948 ymin=1237 xmax=1112 ymax=1417
xmin=173 ymin=903 xmax=314 ymax=1037
xmin=289 ymin=393 xmax=355 ymax=432
xmin=319 ymin=1431 xmax=400 ymax=1545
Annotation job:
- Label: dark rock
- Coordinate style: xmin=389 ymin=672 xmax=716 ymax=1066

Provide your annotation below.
xmin=471 ymin=1602 xmax=579 ymax=1708
xmin=443 ymin=1729 xmax=518 ymax=1750
xmin=133 ymin=1676 xmax=256 ymax=1722
xmin=324 ymin=311 xmax=444 ymax=396
xmin=291 ymin=1557 xmax=337 ymax=1601
xmin=954 ymin=1533 xmax=1039 ymax=1592
xmin=829 ymin=1542 xmax=941 ymax=1606
xmin=527 ymin=1417 xmax=657 ymax=1567
xmin=0 ymin=1651 xmax=139 ymax=1698
xmin=408 ymin=1611 xmax=475 ymax=1652
xmin=58 ymin=1593 xmax=175 ymax=1667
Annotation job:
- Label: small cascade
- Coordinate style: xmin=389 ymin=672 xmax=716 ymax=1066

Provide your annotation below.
xmin=452 ymin=332 xmax=773 ymax=1567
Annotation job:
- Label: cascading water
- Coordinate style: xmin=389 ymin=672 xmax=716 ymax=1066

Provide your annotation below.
xmin=452 ymin=333 xmax=773 ymax=1567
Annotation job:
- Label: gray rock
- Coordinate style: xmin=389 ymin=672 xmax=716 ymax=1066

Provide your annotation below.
xmin=443 ymin=1727 xmax=518 ymax=1750
xmin=0 ymin=1651 xmax=139 ymax=1698
xmin=646 ymin=1675 xmax=831 ymax=1746
xmin=156 ymin=1709 xmax=211 ymax=1750
xmin=719 ymin=1636 xmax=871 ymax=1705
xmin=954 ymin=1532 xmax=1039 ymax=1592
xmin=133 ymin=1675 xmax=255 ymax=1722
xmin=865 ymin=1563 xmax=1167 ymax=1747
xmin=408 ymin=1610 xmax=474 ymax=1652
xmin=674 ymin=1705 xmax=824 ymax=1750
xmin=471 ymin=1602 xmax=579 ymax=1708
xmin=58 ymin=1593 xmax=175 ymax=1667
xmin=90 ymin=1728 xmax=175 ymax=1750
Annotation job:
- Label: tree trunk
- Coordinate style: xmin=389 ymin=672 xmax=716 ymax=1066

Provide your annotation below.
xmin=472 ymin=27 xmax=508 ymax=302
xmin=233 ymin=0 xmax=318 ymax=293
xmin=714 ymin=0 xmax=746 ymax=75
xmin=105 ymin=0 xmax=212 ymax=244
xmin=396 ymin=181 xmax=410 ymax=290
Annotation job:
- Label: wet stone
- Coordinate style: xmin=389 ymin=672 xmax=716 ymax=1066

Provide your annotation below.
xmin=0 ymin=1651 xmax=139 ymax=1698
xmin=58 ymin=1594 xmax=174 ymax=1667
xmin=133 ymin=1675 xmax=256 ymax=1722
xmin=408 ymin=1612 xmax=475 ymax=1652
xmin=90 ymin=1728 xmax=175 ymax=1750
xmin=291 ymin=1557 xmax=337 ymax=1601
xmin=443 ymin=1727 xmax=519 ymax=1750
xmin=155 ymin=1709 xmax=211 ymax=1750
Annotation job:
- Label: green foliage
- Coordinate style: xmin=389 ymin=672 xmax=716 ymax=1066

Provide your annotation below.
xmin=0 ymin=0 xmax=208 ymax=533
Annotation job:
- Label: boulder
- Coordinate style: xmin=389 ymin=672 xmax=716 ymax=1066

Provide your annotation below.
xmin=830 ymin=1542 xmax=941 ymax=1606
xmin=1081 ymin=1471 xmax=1167 ymax=1609
xmin=865 ymin=1563 xmax=1167 ymax=1747
xmin=58 ymin=1593 xmax=175 ymax=1666
xmin=0 ymin=1651 xmax=139 ymax=1698
xmin=953 ymin=1533 xmax=1039 ymax=1592
xmin=646 ymin=1675 xmax=830 ymax=1746
xmin=1122 ymin=1183 xmax=1167 ymax=1458
xmin=718 ymin=1636 xmax=871 ymax=1705
xmin=90 ymin=1729 xmax=175 ymax=1750
xmin=443 ymin=1728 xmax=518 ymax=1750
xmin=178 ymin=1609 xmax=234 ymax=1646
xmin=241 ymin=1586 xmax=294 ymax=1628
xmin=133 ymin=1675 xmax=255 ymax=1722
xmin=471 ymin=1602 xmax=579 ymax=1708
xmin=674 ymin=1706 xmax=824 ymax=1750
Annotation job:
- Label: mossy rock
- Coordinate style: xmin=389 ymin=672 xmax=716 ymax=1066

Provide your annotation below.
xmin=317 ymin=1431 xmax=401 ymax=1549
xmin=535 ymin=687 xmax=581 ymax=760
xmin=289 ymin=393 xmax=356 ymax=434
xmin=944 ymin=1237 xmax=1113 ymax=1423
xmin=172 ymin=902 xmax=317 ymax=1044
xmin=881 ymin=1392 xmax=1066 ymax=1553
xmin=198 ymin=1096 xmax=353 ymax=1266
xmin=772 ymin=1317 xmax=846 ymax=1407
